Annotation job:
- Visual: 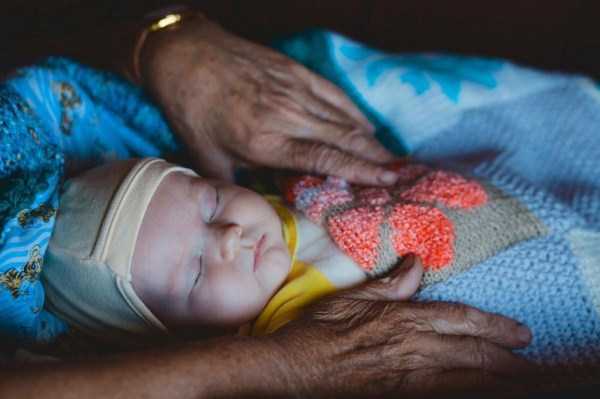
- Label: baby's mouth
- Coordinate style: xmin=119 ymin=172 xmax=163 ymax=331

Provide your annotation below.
xmin=253 ymin=234 xmax=266 ymax=272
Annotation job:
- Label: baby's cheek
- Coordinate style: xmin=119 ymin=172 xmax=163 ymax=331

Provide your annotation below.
xmin=197 ymin=272 xmax=266 ymax=326
xmin=259 ymin=248 xmax=292 ymax=293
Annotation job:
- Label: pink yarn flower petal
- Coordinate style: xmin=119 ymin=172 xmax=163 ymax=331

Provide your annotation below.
xmin=282 ymin=175 xmax=324 ymax=204
xmin=390 ymin=204 xmax=455 ymax=270
xmin=401 ymin=171 xmax=487 ymax=209
xmin=327 ymin=206 xmax=384 ymax=271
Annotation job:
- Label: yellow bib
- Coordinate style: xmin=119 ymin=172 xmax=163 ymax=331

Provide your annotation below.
xmin=246 ymin=197 xmax=336 ymax=336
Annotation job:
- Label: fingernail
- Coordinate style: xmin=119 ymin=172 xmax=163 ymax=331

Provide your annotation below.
xmin=517 ymin=325 xmax=532 ymax=344
xmin=378 ymin=170 xmax=398 ymax=185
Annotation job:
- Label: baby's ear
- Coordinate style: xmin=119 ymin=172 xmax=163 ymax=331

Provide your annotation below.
xmin=341 ymin=255 xmax=423 ymax=301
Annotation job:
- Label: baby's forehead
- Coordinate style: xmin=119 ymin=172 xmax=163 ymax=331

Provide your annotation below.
xmin=46 ymin=158 xmax=196 ymax=336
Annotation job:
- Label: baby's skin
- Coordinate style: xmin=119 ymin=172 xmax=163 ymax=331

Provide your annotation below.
xmin=131 ymin=171 xmax=293 ymax=329
xmin=131 ymin=159 xmax=534 ymax=336
xmin=132 ymin=159 xmax=506 ymax=334
xmin=132 ymin=164 xmax=384 ymax=330
xmin=131 ymin=170 xmax=373 ymax=331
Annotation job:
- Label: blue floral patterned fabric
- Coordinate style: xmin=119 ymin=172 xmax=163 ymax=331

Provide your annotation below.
xmin=0 ymin=57 xmax=178 ymax=343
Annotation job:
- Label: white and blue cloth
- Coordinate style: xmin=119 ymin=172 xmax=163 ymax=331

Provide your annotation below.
xmin=1 ymin=32 xmax=599 ymax=375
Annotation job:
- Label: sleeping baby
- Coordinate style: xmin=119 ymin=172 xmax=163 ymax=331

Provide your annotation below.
xmin=42 ymin=157 xmax=596 ymax=377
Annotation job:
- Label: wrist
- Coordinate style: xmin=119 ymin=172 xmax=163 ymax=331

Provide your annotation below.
xmin=129 ymin=8 xmax=213 ymax=87
xmin=205 ymin=335 xmax=297 ymax=398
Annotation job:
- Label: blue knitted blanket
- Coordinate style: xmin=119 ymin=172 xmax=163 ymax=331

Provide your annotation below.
xmin=275 ymin=31 xmax=600 ymax=375
xmin=1 ymin=32 xmax=599 ymax=376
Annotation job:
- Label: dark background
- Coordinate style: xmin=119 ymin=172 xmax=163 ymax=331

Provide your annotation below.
xmin=2 ymin=0 xmax=600 ymax=78
xmin=1 ymin=2 xmax=600 ymax=396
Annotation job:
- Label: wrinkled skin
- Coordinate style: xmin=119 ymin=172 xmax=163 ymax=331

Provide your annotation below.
xmin=266 ymin=258 xmax=536 ymax=398
xmin=140 ymin=16 xmax=400 ymax=185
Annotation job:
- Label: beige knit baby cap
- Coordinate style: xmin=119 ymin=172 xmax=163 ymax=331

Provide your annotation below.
xmin=43 ymin=158 xmax=196 ymax=341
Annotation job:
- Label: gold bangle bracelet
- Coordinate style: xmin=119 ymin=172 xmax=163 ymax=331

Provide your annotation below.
xmin=130 ymin=10 xmax=202 ymax=84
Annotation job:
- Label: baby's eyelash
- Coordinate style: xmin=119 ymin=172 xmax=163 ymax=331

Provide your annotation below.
xmin=210 ymin=188 xmax=220 ymax=221
xmin=193 ymin=256 xmax=203 ymax=288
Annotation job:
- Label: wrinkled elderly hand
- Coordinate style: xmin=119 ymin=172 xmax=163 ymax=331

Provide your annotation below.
xmin=270 ymin=257 xmax=535 ymax=398
xmin=141 ymin=15 xmax=398 ymax=185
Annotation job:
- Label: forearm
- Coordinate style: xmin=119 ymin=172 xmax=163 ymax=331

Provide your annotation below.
xmin=0 ymin=336 xmax=292 ymax=399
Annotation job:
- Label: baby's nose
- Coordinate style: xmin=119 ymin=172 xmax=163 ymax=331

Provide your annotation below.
xmin=221 ymin=224 xmax=242 ymax=262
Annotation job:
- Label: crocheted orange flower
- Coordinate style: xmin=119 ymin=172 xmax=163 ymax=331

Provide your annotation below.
xmin=389 ymin=204 xmax=454 ymax=269
xmin=400 ymin=170 xmax=488 ymax=209
xmin=284 ymin=164 xmax=488 ymax=273
xmin=328 ymin=206 xmax=385 ymax=269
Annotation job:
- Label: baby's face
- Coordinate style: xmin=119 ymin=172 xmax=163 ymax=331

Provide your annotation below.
xmin=131 ymin=171 xmax=291 ymax=330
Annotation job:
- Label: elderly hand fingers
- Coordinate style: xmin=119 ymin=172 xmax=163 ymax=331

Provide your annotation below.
xmin=335 ymin=130 xmax=397 ymax=164
xmin=247 ymin=95 xmax=396 ymax=165
xmin=269 ymin=138 xmax=399 ymax=186
xmin=307 ymin=72 xmax=375 ymax=133
xmin=417 ymin=302 xmax=532 ymax=349
xmin=281 ymin=60 xmax=373 ymax=132
xmin=284 ymin=108 xmax=396 ymax=165
xmin=293 ymin=87 xmax=363 ymax=129
xmin=302 ymin=119 xmax=397 ymax=165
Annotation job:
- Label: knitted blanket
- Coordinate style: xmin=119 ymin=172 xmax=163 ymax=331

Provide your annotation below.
xmin=282 ymin=162 xmax=546 ymax=286
xmin=275 ymin=31 xmax=600 ymax=375
xmin=1 ymin=31 xmax=599 ymax=377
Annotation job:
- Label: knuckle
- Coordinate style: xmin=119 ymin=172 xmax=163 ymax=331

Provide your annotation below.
xmin=400 ymin=306 xmax=423 ymax=326
xmin=266 ymin=90 xmax=301 ymax=112
xmin=401 ymin=351 xmax=430 ymax=371
xmin=317 ymin=77 xmax=342 ymax=95
xmin=289 ymin=61 xmax=310 ymax=77
xmin=340 ymin=131 xmax=367 ymax=149
xmin=473 ymin=338 xmax=493 ymax=370
xmin=280 ymin=140 xmax=307 ymax=169
xmin=448 ymin=303 xmax=484 ymax=333
xmin=463 ymin=307 xmax=489 ymax=336
xmin=244 ymin=123 xmax=272 ymax=152
xmin=311 ymin=145 xmax=339 ymax=173
xmin=394 ymin=307 xmax=429 ymax=336
xmin=312 ymin=105 xmax=335 ymax=123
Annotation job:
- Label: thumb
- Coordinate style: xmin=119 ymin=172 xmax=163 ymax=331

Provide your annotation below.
xmin=272 ymin=139 xmax=399 ymax=186
xmin=343 ymin=255 xmax=423 ymax=301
